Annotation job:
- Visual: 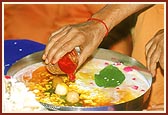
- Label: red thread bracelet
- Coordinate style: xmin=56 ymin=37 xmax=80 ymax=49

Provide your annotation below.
xmin=88 ymin=18 xmax=109 ymax=36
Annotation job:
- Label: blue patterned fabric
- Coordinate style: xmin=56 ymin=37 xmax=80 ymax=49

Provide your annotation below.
xmin=4 ymin=39 xmax=45 ymax=75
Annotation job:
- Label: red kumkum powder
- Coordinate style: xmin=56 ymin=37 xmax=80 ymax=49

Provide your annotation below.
xmin=58 ymin=49 xmax=78 ymax=81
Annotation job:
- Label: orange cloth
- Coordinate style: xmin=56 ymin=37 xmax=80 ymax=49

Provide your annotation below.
xmin=4 ymin=4 xmax=105 ymax=44
xmin=132 ymin=4 xmax=164 ymax=108
xmin=4 ymin=4 xmax=130 ymax=56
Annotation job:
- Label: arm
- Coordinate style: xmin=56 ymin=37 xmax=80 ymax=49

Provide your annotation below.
xmin=91 ymin=4 xmax=152 ymax=31
xmin=42 ymin=4 xmax=153 ymax=69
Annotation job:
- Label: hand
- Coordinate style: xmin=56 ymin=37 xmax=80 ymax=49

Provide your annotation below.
xmin=145 ymin=29 xmax=164 ymax=77
xmin=42 ymin=20 xmax=106 ymax=69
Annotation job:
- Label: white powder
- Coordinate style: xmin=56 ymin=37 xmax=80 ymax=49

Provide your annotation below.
xmin=3 ymin=74 xmax=47 ymax=112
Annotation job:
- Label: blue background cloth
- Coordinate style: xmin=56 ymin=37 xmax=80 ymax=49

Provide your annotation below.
xmin=4 ymin=39 xmax=45 ymax=75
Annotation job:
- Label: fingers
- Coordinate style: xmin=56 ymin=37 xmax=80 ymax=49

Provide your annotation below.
xmin=145 ymin=32 xmax=161 ymax=65
xmin=77 ymin=46 xmax=95 ymax=69
xmin=145 ymin=29 xmax=164 ymax=59
xmin=158 ymin=39 xmax=164 ymax=69
xmin=43 ymin=26 xmax=85 ymax=65
xmin=145 ymin=30 xmax=164 ymax=76
xmin=51 ymin=36 xmax=84 ymax=64
xmin=42 ymin=26 xmax=71 ymax=62
xmin=42 ymin=21 xmax=103 ymax=69
xmin=50 ymin=26 xmax=69 ymax=40
xmin=147 ymin=42 xmax=160 ymax=76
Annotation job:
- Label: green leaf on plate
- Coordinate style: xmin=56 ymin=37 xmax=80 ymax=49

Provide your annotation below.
xmin=94 ymin=64 xmax=125 ymax=88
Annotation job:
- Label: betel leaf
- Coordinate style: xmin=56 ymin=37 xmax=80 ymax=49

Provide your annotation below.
xmin=94 ymin=65 xmax=125 ymax=88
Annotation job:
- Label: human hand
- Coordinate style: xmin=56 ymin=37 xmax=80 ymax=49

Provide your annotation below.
xmin=145 ymin=29 xmax=164 ymax=77
xmin=42 ymin=20 xmax=106 ymax=69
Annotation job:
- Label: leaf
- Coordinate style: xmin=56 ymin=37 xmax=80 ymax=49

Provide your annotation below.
xmin=94 ymin=65 xmax=125 ymax=88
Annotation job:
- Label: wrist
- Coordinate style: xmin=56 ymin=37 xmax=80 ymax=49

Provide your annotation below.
xmin=87 ymin=18 xmax=109 ymax=37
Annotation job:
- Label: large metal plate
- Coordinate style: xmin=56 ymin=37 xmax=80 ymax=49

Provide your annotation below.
xmin=6 ymin=48 xmax=152 ymax=111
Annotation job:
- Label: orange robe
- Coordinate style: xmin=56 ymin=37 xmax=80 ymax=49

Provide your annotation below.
xmin=4 ymin=4 xmax=105 ymax=44
xmin=132 ymin=4 xmax=164 ymax=109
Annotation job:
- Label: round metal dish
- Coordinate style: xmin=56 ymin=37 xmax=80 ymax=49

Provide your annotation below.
xmin=7 ymin=48 xmax=152 ymax=111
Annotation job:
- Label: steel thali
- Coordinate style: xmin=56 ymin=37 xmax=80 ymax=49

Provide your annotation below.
xmin=7 ymin=48 xmax=152 ymax=111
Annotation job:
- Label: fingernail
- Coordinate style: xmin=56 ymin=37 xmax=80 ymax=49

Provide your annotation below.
xmin=42 ymin=54 xmax=46 ymax=60
xmin=45 ymin=59 xmax=49 ymax=64
xmin=51 ymin=59 xmax=57 ymax=64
